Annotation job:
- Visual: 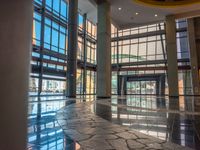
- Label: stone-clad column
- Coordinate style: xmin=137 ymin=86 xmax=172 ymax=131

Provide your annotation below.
xmin=187 ymin=18 xmax=200 ymax=95
xmin=0 ymin=0 xmax=33 ymax=149
xmin=165 ymin=15 xmax=179 ymax=97
xmin=83 ymin=13 xmax=87 ymax=95
xmin=66 ymin=0 xmax=78 ymax=97
xmin=97 ymin=1 xmax=111 ymax=98
xmin=195 ymin=18 xmax=200 ymax=67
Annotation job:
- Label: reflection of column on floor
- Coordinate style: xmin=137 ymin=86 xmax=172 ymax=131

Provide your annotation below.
xmin=194 ymin=98 xmax=200 ymax=148
xmin=96 ymin=103 xmax=112 ymax=121
xmin=169 ymin=97 xmax=180 ymax=110
xmin=65 ymin=138 xmax=76 ymax=150
xmin=117 ymin=97 xmax=127 ymax=124
xmin=166 ymin=15 xmax=179 ymax=97
xmin=156 ymin=97 xmax=166 ymax=109
xmin=36 ymin=102 xmax=42 ymax=145
xmin=168 ymin=97 xmax=180 ymax=142
xmin=187 ymin=18 xmax=200 ymax=95
xmin=168 ymin=98 xmax=181 ymax=144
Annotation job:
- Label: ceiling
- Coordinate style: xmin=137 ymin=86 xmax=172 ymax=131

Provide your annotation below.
xmin=78 ymin=0 xmax=200 ymax=29
xmin=78 ymin=0 xmax=97 ymax=23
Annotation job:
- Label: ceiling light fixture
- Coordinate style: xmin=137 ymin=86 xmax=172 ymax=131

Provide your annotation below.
xmin=135 ymin=12 xmax=139 ymax=15
xmin=118 ymin=7 xmax=122 ymax=10
xmin=154 ymin=14 xmax=158 ymax=17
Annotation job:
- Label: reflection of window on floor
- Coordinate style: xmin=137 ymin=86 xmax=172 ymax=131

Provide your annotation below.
xmin=111 ymin=98 xmax=168 ymax=140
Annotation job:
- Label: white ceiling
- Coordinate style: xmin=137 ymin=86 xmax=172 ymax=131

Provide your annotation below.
xmin=78 ymin=0 xmax=200 ymax=29
xmin=78 ymin=0 xmax=97 ymax=23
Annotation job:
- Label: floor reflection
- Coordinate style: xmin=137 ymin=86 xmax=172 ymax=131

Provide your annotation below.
xmin=95 ymin=95 xmax=200 ymax=149
xmin=27 ymin=95 xmax=200 ymax=149
xmin=29 ymin=95 xmax=95 ymax=102
xmin=27 ymin=96 xmax=95 ymax=150
xmin=27 ymin=98 xmax=80 ymax=150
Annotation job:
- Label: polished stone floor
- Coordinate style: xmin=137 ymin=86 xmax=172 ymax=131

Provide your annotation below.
xmin=27 ymin=95 xmax=200 ymax=150
xmin=27 ymin=96 xmax=95 ymax=150
xmin=27 ymin=99 xmax=67 ymax=149
xmin=95 ymin=96 xmax=200 ymax=149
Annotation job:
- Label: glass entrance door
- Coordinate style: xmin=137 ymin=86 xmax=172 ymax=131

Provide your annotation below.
xmin=127 ymin=81 xmax=156 ymax=95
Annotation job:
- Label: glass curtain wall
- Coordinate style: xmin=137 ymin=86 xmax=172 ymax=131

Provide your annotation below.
xmin=30 ymin=0 xmax=97 ymax=97
xmin=31 ymin=1 xmax=193 ymax=97
xmin=111 ymin=20 xmax=193 ymax=95
xmin=176 ymin=19 xmax=193 ymax=95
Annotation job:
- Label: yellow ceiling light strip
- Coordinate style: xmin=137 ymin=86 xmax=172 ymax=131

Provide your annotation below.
xmin=134 ymin=0 xmax=200 ymax=8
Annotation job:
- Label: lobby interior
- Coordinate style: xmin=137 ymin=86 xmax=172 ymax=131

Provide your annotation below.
xmin=1 ymin=0 xmax=200 ymax=150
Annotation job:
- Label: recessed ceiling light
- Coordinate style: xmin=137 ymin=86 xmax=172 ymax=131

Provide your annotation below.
xmin=118 ymin=7 xmax=122 ymax=10
xmin=155 ymin=14 xmax=158 ymax=17
xmin=135 ymin=12 xmax=139 ymax=15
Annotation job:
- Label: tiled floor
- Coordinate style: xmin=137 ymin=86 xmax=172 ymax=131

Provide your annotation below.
xmin=27 ymin=95 xmax=200 ymax=150
xmin=57 ymin=101 xmax=193 ymax=150
xmin=95 ymin=96 xmax=200 ymax=149
xmin=27 ymin=96 xmax=95 ymax=150
xmin=27 ymin=98 xmax=79 ymax=150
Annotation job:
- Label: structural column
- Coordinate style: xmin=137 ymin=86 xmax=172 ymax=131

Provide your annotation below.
xmin=0 ymin=0 xmax=33 ymax=149
xmin=165 ymin=15 xmax=179 ymax=97
xmin=67 ymin=0 xmax=78 ymax=97
xmin=187 ymin=18 xmax=200 ymax=95
xmin=38 ymin=0 xmax=46 ymax=97
xmin=83 ymin=13 xmax=87 ymax=95
xmin=97 ymin=1 xmax=111 ymax=98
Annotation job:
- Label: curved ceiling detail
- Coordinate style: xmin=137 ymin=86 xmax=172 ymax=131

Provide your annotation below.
xmin=134 ymin=0 xmax=200 ymax=8
xmin=79 ymin=0 xmax=200 ymax=29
